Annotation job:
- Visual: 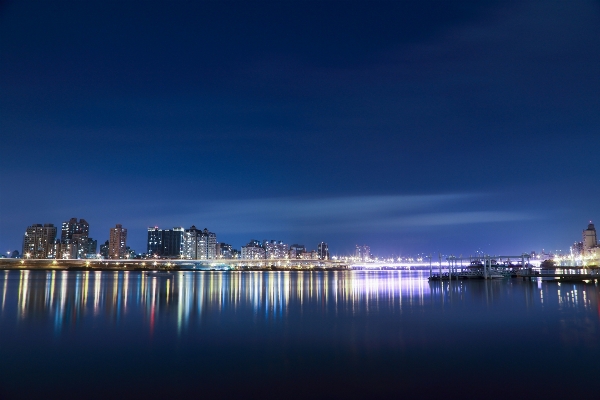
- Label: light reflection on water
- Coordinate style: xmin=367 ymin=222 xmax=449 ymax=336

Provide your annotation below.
xmin=1 ymin=270 xmax=598 ymax=336
xmin=1 ymin=270 xmax=599 ymax=399
xmin=4 ymin=270 xmax=432 ymax=328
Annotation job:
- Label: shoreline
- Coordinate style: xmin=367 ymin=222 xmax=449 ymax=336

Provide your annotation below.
xmin=0 ymin=259 xmax=350 ymax=272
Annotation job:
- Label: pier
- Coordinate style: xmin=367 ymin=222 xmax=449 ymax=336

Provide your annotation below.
xmin=428 ymin=254 xmax=599 ymax=282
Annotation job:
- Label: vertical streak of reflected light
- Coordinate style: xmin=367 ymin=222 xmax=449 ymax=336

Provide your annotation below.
xmin=150 ymin=277 xmax=157 ymax=337
xmin=2 ymin=271 xmax=8 ymax=312
xmin=18 ymin=271 xmax=25 ymax=318
xmin=177 ymin=275 xmax=183 ymax=334
xmin=83 ymin=271 xmax=89 ymax=309
xmin=123 ymin=272 xmax=129 ymax=310
xmin=166 ymin=278 xmax=170 ymax=305
xmin=94 ymin=271 xmax=101 ymax=312
xmin=50 ymin=270 xmax=56 ymax=311
xmin=45 ymin=272 xmax=51 ymax=308
xmin=113 ymin=272 xmax=119 ymax=315
xmin=196 ymin=273 xmax=204 ymax=319
xmin=57 ymin=271 xmax=67 ymax=330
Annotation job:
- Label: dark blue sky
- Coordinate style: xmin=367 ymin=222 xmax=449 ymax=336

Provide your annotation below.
xmin=1 ymin=0 xmax=599 ymax=257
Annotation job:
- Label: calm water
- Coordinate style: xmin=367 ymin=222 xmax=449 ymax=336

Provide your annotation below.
xmin=0 ymin=270 xmax=598 ymax=399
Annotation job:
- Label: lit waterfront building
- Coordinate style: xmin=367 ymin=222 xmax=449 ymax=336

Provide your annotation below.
xmin=163 ymin=227 xmax=184 ymax=257
xmin=289 ymin=244 xmax=306 ymax=259
xmin=263 ymin=240 xmax=289 ymax=259
xmin=125 ymin=246 xmax=136 ymax=259
xmin=241 ymin=240 xmax=265 ymax=259
xmin=100 ymin=240 xmax=109 ymax=259
xmin=571 ymin=241 xmax=584 ymax=257
xmin=179 ymin=226 xmax=217 ymax=259
xmin=147 ymin=227 xmax=163 ymax=256
xmin=583 ymin=222 xmax=598 ymax=254
xmin=109 ymin=224 xmax=127 ymax=259
xmin=22 ymin=223 xmax=57 ymax=259
xmin=355 ymin=245 xmax=371 ymax=261
xmin=147 ymin=226 xmax=184 ymax=258
xmin=300 ymin=250 xmax=319 ymax=260
xmin=182 ymin=226 xmax=200 ymax=259
xmin=318 ymin=242 xmax=329 ymax=260
xmin=51 ymin=239 xmax=72 ymax=259
xmin=54 ymin=218 xmax=97 ymax=259
xmin=61 ymin=218 xmax=89 ymax=241
xmin=200 ymin=228 xmax=217 ymax=260
xmin=217 ymin=242 xmax=237 ymax=259
xmin=204 ymin=228 xmax=217 ymax=260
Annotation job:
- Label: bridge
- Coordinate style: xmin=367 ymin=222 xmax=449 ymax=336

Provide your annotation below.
xmin=0 ymin=257 xmax=448 ymax=271
xmin=0 ymin=254 xmax=544 ymax=273
xmin=0 ymin=257 xmax=348 ymax=270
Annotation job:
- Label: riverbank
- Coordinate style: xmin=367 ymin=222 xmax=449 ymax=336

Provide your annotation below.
xmin=0 ymin=258 xmax=349 ymax=271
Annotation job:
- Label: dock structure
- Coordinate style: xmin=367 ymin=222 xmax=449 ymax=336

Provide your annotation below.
xmin=429 ymin=253 xmax=599 ymax=282
xmin=516 ymin=265 xmax=600 ymax=281
xmin=429 ymin=254 xmax=531 ymax=281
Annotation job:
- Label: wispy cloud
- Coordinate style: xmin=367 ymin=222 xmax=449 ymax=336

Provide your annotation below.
xmin=157 ymin=194 xmax=534 ymax=234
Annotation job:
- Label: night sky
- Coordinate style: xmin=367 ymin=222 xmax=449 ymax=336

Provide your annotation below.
xmin=1 ymin=0 xmax=599 ymax=257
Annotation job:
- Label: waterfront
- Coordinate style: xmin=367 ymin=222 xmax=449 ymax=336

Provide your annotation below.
xmin=0 ymin=270 xmax=599 ymax=399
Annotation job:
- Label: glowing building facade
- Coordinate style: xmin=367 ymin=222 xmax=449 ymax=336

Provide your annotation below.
xmin=317 ymin=242 xmax=329 ymax=260
xmin=241 ymin=240 xmax=265 ymax=259
xmin=22 ymin=223 xmax=57 ymax=259
xmin=583 ymin=222 xmax=598 ymax=254
xmin=109 ymin=224 xmax=127 ymax=259
xmin=263 ymin=240 xmax=289 ymax=259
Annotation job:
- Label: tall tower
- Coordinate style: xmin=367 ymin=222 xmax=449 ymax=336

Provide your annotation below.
xmin=23 ymin=223 xmax=57 ymax=259
xmin=318 ymin=242 xmax=329 ymax=260
xmin=59 ymin=218 xmax=95 ymax=259
xmin=147 ymin=227 xmax=163 ymax=256
xmin=109 ymin=224 xmax=127 ymax=259
xmin=355 ymin=245 xmax=370 ymax=261
xmin=583 ymin=222 xmax=597 ymax=253
xmin=61 ymin=218 xmax=89 ymax=241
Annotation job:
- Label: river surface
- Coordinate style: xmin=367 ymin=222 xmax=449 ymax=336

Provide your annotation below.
xmin=0 ymin=270 xmax=598 ymax=399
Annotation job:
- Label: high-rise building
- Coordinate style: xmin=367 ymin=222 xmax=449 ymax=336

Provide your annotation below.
xmin=571 ymin=242 xmax=584 ymax=257
xmin=206 ymin=229 xmax=217 ymax=259
xmin=51 ymin=238 xmax=73 ymax=259
xmin=217 ymin=242 xmax=236 ymax=259
xmin=100 ymin=240 xmax=109 ymax=259
xmin=109 ymin=224 xmax=127 ymax=259
xmin=196 ymin=228 xmax=217 ymax=260
xmin=22 ymin=223 xmax=57 ymax=259
xmin=147 ymin=227 xmax=163 ymax=256
xmin=147 ymin=227 xmax=184 ymax=258
xmin=55 ymin=218 xmax=97 ymax=259
xmin=151 ymin=226 xmax=216 ymax=259
xmin=77 ymin=237 xmax=97 ymax=259
xmin=583 ymin=222 xmax=598 ymax=254
xmin=61 ymin=218 xmax=89 ymax=241
xmin=182 ymin=225 xmax=201 ymax=259
xmin=355 ymin=245 xmax=370 ymax=261
xmin=289 ymin=244 xmax=306 ymax=259
xmin=263 ymin=240 xmax=289 ymax=259
xmin=163 ymin=227 xmax=184 ymax=257
xmin=317 ymin=242 xmax=329 ymax=260
xmin=241 ymin=240 xmax=265 ymax=259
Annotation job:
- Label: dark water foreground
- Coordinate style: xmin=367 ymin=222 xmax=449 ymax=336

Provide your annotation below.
xmin=0 ymin=270 xmax=598 ymax=399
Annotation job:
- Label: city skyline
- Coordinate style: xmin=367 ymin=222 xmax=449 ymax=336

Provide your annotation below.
xmin=1 ymin=1 xmax=599 ymax=257
xmin=13 ymin=217 xmax=598 ymax=261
